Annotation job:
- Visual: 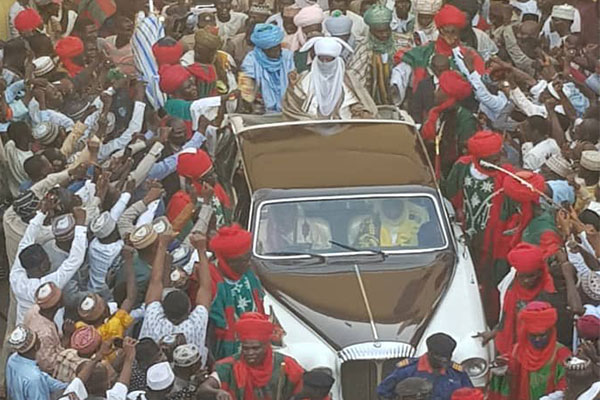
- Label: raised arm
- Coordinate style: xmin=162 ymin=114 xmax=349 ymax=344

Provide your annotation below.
xmin=190 ymin=232 xmax=212 ymax=309
xmin=119 ymin=245 xmax=138 ymax=312
xmin=144 ymin=232 xmax=176 ymax=305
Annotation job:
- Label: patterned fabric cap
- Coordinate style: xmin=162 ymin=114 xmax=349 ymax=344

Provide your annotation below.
xmin=173 ymin=343 xmax=201 ymax=367
xmin=580 ymin=150 xmax=600 ymax=172
xmin=90 ymin=211 xmax=117 ymax=239
xmin=32 ymin=122 xmax=60 ymax=145
xmin=544 ymin=154 xmax=573 ymax=178
xmin=52 ymin=213 xmax=76 ymax=242
xmin=581 ymin=272 xmax=600 ymax=301
xmin=130 ymin=224 xmax=158 ymax=250
xmin=8 ymin=325 xmax=37 ymax=353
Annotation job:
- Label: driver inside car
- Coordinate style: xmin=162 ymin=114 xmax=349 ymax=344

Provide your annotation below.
xmin=257 ymin=203 xmax=332 ymax=253
xmin=351 ymin=199 xmax=430 ymax=248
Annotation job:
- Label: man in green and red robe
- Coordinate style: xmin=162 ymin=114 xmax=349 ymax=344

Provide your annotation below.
xmin=208 ymin=224 xmax=265 ymax=360
xmin=443 ymin=130 xmax=514 ymax=324
xmin=199 ymin=312 xmax=304 ymax=399
xmin=187 ymin=27 xmax=226 ymax=98
xmin=420 ymin=69 xmax=476 ymax=179
xmin=393 ymin=4 xmax=485 ymax=106
xmin=488 ymin=301 xmax=570 ymax=400
xmin=476 ymin=243 xmax=557 ymax=356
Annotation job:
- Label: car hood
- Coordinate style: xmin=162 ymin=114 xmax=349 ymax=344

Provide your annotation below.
xmin=255 ymin=251 xmax=455 ymax=350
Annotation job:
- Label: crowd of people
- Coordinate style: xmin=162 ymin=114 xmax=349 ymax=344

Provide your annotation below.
xmin=0 ymin=0 xmax=598 ymax=397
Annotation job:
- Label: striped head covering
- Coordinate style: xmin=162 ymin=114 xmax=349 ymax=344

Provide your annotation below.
xmin=14 ymin=190 xmax=39 ymax=223
xmin=52 ymin=213 xmax=76 ymax=242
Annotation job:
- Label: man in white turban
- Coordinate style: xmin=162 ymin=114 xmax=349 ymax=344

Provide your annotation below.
xmin=413 ymin=0 xmax=443 ymax=45
xmin=324 ymin=11 xmax=355 ymax=61
xmin=283 ymin=36 xmax=377 ymax=119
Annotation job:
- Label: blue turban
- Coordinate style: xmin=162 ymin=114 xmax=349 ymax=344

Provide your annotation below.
xmin=250 ymin=23 xmax=284 ymax=50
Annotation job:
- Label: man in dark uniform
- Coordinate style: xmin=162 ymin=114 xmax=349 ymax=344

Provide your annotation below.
xmin=377 ymin=333 xmax=473 ymax=400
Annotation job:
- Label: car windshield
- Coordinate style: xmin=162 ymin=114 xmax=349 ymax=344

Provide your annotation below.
xmin=255 ymin=195 xmax=446 ymax=256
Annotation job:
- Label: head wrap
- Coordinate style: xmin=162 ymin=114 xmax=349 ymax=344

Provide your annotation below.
xmin=33 ymin=122 xmax=60 ymax=145
xmin=514 ymin=301 xmax=558 ymax=398
xmin=439 ymin=70 xmax=472 ymax=100
xmin=173 ymin=344 xmax=201 ymax=367
xmin=234 ymin=312 xmax=274 ymax=342
xmin=547 ymin=180 xmax=575 ymax=206
xmin=14 ymin=190 xmax=40 ymax=223
xmin=152 ymin=41 xmax=184 ymax=66
xmin=364 ymin=4 xmax=393 ymax=27
xmin=577 ymin=315 xmax=600 ymax=340
xmin=166 ymin=190 xmax=193 ymax=225
xmin=467 ymin=131 xmax=503 ymax=159
xmin=434 ymin=4 xmax=467 ymax=29
xmin=52 ymin=213 xmax=76 ymax=242
xmin=289 ymin=4 xmax=325 ymax=51
xmin=35 ymin=282 xmax=62 ymax=309
xmin=55 ymin=36 xmax=84 ymax=58
xmin=210 ymin=224 xmax=252 ymax=259
xmin=8 ymin=325 xmax=37 ymax=353
xmin=78 ymin=293 xmax=107 ymax=323
xmin=146 ymin=361 xmax=175 ymax=391
xmin=580 ymin=150 xmax=600 ymax=172
xmin=421 ymin=70 xmax=472 ymax=173
xmin=14 ymin=8 xmax=42 ymax=33
xmin=90 ymin=211 xmax=117 ymax=240
xmin=425 ymin=332 xmax=457 ymax=358
xmin=294 ymin=4 xmax=325 ymax=27
xmin=33 ymin=56 xmax=55 ymax=77
xmin=195 ymin=27 xmax=223 ymax=50
xmin=551 ymin=4 xmax=576 ymax=20
xmin=502 ymin=171 xmax=546 ymax=247
xmin=130 ymin=224 xmax=158 ymax=250
xmin=159 ymin=64 xmax=192 ymax=95
xmin=324 ymin=13 xmax=353 ymax=36
xmin=544 ymin=154 xmax=572 ymax=178
xmin=55 ymin=36 xmax=85 ymax=77
xmin=507 ymin=242 xmax=546 ymax=274
xmin=250 ymin=23 xmax=285 ymax=50
xmin=415 ymin=0 xmax=443 ymax=14
xmin=70 ymin=326 xmax=101 ymax=355
xmin=176 ymin=148 xmax=213 ymax=180
xmin=451 ymin=388 xmax=484 ymax=400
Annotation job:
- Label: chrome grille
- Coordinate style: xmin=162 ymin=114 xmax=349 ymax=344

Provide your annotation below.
xmin=339 ymin=342 xmax=416 ymax=400
xmin=338 ymin=341 xmax=415 ymax=362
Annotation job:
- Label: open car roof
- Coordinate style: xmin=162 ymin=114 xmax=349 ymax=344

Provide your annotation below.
xmin=229 ymin=109 xmax=436 ymax=192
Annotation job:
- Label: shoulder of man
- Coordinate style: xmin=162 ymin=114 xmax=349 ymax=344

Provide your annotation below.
xmin=395 ymin=357 xmax=419 ymax=369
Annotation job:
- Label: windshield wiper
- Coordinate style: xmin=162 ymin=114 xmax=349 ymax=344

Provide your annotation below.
xmin=263 ymin=251 xmax=327 ymax=264
xmin=328 ymin=240 xmax=388 ymax=260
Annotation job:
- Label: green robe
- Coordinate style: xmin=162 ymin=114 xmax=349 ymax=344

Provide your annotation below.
xmin=209 ymin=265 xmax=265 ymax=360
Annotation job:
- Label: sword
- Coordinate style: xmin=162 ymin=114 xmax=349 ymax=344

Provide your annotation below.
xmin=276 ymin=361 xmax=286 ymax=400
xmin=478 ymin=160 xmax=564 ymax=210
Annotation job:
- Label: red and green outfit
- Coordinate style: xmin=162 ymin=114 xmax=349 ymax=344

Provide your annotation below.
xmin=215 ymin=349 xmax=304 ymax=400
xmin=489 ymin=301 xmax=570 ymax=400
xmin=521 ymin=212 xmax=562 ymax=259
xmin=209 ymin=262 xmax=265 ymax=360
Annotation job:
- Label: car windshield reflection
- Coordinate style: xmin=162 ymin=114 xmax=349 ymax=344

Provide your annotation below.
xmin=255 ymin=196 xmax=446 ymax=257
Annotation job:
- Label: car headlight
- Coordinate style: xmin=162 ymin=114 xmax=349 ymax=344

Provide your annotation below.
xmin=461 ymin=357 xmax=488 ymax=378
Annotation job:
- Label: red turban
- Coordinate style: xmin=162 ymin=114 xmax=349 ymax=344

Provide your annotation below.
xmin=234 ymin=312 xmax=274 ymax=342
xmin=176 ymin=149 xmax=213 ymax=180
xmin=507 ymin=242 xmax=545 ymax=273
xmin=439 ymin=70 xmax=472 ymax=101
xmin=152 ymin=41 xmax=184 ymax=66
xmin=210 ymin=224 xmax=253 ymax=259
xmin=467 ymin=131 xmax=503 ymax=159
xmin=503 ymin=170 xmax=545 ymax=204
xmin=70 ymin=326 xmax=101 ymax=356
xmin=55 ymin=36 xmax=84 ymax=59
xmin=14 ymin=8 xmax=42 ymax=33
xmin=166 ymin=190 xmax=191 ymax=223
xmin=577 ymin=315 xmax=600 ymax=340
xmin=434 ymin=4 xmax=467 ymax=29
xmin=513 ymin=301 xmax=561 ymax=399
xmin=451 ymin=388 xmax=484 ymax=400
xmin=159 ymin=64 xmax=192 ymax=94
